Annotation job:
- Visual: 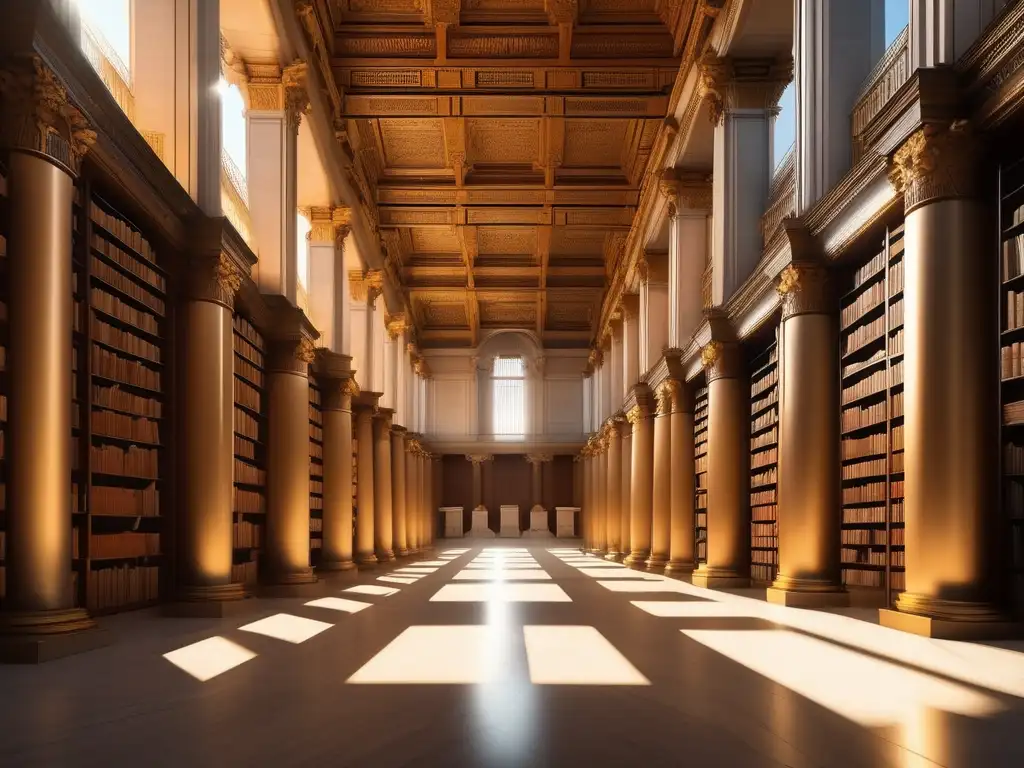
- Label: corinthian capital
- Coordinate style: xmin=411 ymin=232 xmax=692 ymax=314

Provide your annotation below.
xmin=0 ymin=56 xmax=95 ymax=177
xmin=888 ymin=121 xmax=980 ymax=213
xmin=698 ymin=54 xmax=792 ymax=126
xmin=282 ymin=60 xmax=309 ymax=133
xmin=777 ymin=262 xmax=830 ymax=320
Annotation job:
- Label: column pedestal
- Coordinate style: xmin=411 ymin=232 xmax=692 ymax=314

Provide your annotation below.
xmin=354 ymin=402 xmax=378 ymax=567
xmin=624 ymin=389 xmax=655 ymax=569
xmin=692 ymin=342 xmax=750 ymax=589
xmin=316 ymin=353 xmax=356 ymax=573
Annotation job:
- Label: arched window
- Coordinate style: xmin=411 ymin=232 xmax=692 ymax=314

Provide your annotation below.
xmin=493 ymin=356 xmax=526 ymax=439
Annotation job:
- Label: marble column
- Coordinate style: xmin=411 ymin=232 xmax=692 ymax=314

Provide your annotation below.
xmin=701 ymin=54 xmax=792 ymax=303
xmin=880 ymin=124 xmax=1008 ymax=638
xmin=354 ymin=405 xmax=377 ymax=566
xmin=263 ymin=308 xmax=317 ymax=592
xmin=693 ymin=341 xmax=750 ymax=588
xmin=315 ymin=355 xmax=357 ymax=572
xmin=373 ymin=411 xmax=395 ymax=562
xmin=665 ymin=380 xmax=697 ymax=575
xmin=619 ymin=421 xmax=632 ymax=558
xmin=391 ymin=425 xmax=409 ymax=557
xmin=0 ymin=59 xmax=100 ymax=659
xmin=405 ymin=438 xmax=420 ymax=552
xmin=591 ymin=436 xmax=608 ymax=554
xmin=604 ymin=421 xmax=623 ymax=560
xmin=526 ymin=454 xmax=546 ymax=514
xmin=624 ymin=388 xmax=655 ymax=568
xmin=768 ymin=261 xmax=846 ymax=606
xmin=661 ymin=171 xmax=712 ymax=347
xmin=647 ymin=381 xmax=674 ymax=570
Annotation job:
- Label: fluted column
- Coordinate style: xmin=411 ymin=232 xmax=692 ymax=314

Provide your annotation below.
xmin=624 ymin=389 xmax=655 ymax=568
xmin=0 ymin=59 xmax=100 ymax=657
xmin=693 ymin=341 xmax=750 ymax=588
xmin=405 ymin=439 xmax=420 ymax=552
xmin=619 ymin=421 xmax=632 ymax=558
xmin=373 ymin=411 xmax=395 ymax=562
xmin=665 ymin=380 xmax=696 ymax=575
xmin=354 ymin=405 xmax=377 ymax=566
xmin=317 ymin=356 xmax=357 ymax=572
xmin=768 ymin=260 xmax=846 ymax=606
xmin=263 ymin=309 xmax=317 ymax=591
xmin=647 ymin=381 xmax=674 ymax=570
xmin=879 ymin=124 xmax=1008 ymax=638
xmin=391 ymin=426 xmax=408 ymax=557
xmin=604 ymin=421 xmax=623 ymax=560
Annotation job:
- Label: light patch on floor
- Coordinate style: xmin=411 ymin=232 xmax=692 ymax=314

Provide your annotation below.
xmin=630 ymin=601 xmax=749 ymax=617
xmin=596 ymin=580 xmax=689 ymax=593
xmin=348 ymin=626 xmax=501 ymax=684
xmin=577 ymin=568 xmax=661 ymax=580
xmin=442 ymin=549 xmax=469 ymax=554
xmin=396 ymin=567 xmax=438 ymax=574
xmin=415 ymin=560 xmax=450 ymax=566
xmin=305 ymin=597 xmax=372 ymax=613
xmin=524 ymin=626 xmax=650 ymax=686
xmin=344 ymin=585 xmax=400 ymax=596
xmin=379 ymin=576 xmax=419 ymax=584
xmin=430 ymin=583 xmax=572 ymax=603
xmin=464 ymin=563 xmax=541 ymax=570
xmin=564 ymin=562 xmax=627 ymax=569
xmin=453 ymin=569 xmax=552 ymax=581
xmin=238 ymin=613 xmax=334 ymax=644
xmin=163 ymin=636 xmax=256 ymax=682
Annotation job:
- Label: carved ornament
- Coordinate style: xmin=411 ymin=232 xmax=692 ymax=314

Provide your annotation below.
xmin=282 ymin=60 xmax=310 ymax=133
xmin=698 ymin=54 xmax=793 ymax=126
xmin=0 ymin=56 xmax=95 ymax=177
xmin=625 ymin=405 xmax=647 ymax=426
xmin=349 ymin=270 xmax=369 ymax=302
xmin=777 ymin=262 xmax=830 ymax=320
xmin=655 ymin=379 xmax=680 ymax=416
xmin=268 ymin=335 xmax=317 ymax=374
xmin=888 ymin=121 xmax=980 ymax=213
xmin=701 ymin=340 xmax=742 ymax=382
xmin=466 ymin=453 xmax=493 ymax=464
xmin=188 ymin=252 xmax=246 ymax=307
xmin=386 ymin=313 xmax=409 ymax=340
xmin=366 ymin=269 xmax=385 ymax=302
xmin=525 ymin=453 xmax=553 ymax=464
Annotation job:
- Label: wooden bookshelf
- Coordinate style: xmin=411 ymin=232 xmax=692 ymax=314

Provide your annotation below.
xmin=232 ymin=315 xmax=266 ymax=588
xmin=309 ymin=380 xmax=324 ymax=565
xmin=694 ymin=383 xmax=708 ymax=565
xmin=999 ymin=156 xmax=1024 ymax=616
xmin=749 ymin=335 xmax=779 ymax=584
xmin=838 ymin=224 xmax=906 ymax=605
xmin=81 ymin=184 xmax=167 ymax=613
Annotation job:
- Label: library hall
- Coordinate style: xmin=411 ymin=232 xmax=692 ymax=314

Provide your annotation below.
xmin=4 ymin=0 xmax=1024 ymax=765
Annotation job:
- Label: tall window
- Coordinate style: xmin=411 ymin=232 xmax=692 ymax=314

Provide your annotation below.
xmin=773 ymin=81 xmax=795 ymax=172
xmin=493 ymin=356 xmax=526 ymax=439
xmin=217 ymin=79 xmax=248 ymax=195
xmin=296 ymin=212 xmax=311 ymax=306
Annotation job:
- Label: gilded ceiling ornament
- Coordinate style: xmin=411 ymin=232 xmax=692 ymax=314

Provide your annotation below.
xmin=365 ymin=269 xmax=385 ymax=302
xmin=0 ymin=56 xmax=96 ymax=176
xmin=466 ymin=454 xmax=493 ymax=464
xmin=887 ymin=121 xmax=979 ymax=213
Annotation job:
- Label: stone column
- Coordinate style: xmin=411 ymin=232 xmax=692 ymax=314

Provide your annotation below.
xmin=693 ymin=341 xmax=751 ymax=588
xmin=665 ymin=380 xmax=697 ymax=575
xmin=0 ymin=59 xmax=101 ymax=659
xmin=418 ymin=451 xmax=429 ymax=548
xmin=619 ymin=421 xmax=632 ymax=558
xmin=318 ymin=365 xmax=357 ymax=572
xmin=621 ymin=295 xmax=641 ymax=392
xmin=661 ymin=171 xmax=713 ymax=347
xmin=306 ymin=208 xmax=351 ymax=352
xmin=263 ymin=304 xmax=318 ymax=592
xmin=879 ymin=124 xmax=1008 ymax=638
xmin=405 ymin=438 xmax=420 ymax=552
xmin=768 ymin=260 xmax=846 ymax=606
xmin=639 ymin=255 xmax=669 ymax=375
xmin=624 ymin=388 xmax=655 ymax=568
xmin=590 ymin=436 xmax=608 ymax=554
xmin=700 ymin=54 xmax=792 ymax=303
xmin=647 ymin=381 xmax=674 ymax=570
xmin=391 ymin=426 xmax=409 ymax=557
xmin=604 ymin=421 xmax=623 ymax=560
xmin=354 ymin=405 xmax=377 ymax=566
xmin=468 ymin=454 xmax=490 ymax=511
xmin=372 ymin=411 xmax=395 ymax=562
xmin=526 ymin=454 xmax=548 ymax=515
xmin=580 ymin=450 xmax=591 ymax=549
xmin=246 ymin=61 xmax=308 ymax=302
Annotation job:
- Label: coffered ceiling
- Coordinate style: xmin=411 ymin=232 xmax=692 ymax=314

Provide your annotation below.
xmin=328 ymin=0 xmax=698 ymax=348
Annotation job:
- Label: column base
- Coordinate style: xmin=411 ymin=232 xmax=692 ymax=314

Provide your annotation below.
xmin=645 ymin=555 xmax=669 ymax=572
xmin=396 ymin=548 xmax=410 ymax=558
xmin=878 ymin=593 xmax=1018 ymax=640
xmin=604 ymin=550 xmax=623 ymax=562
xmin=375 ymin=549 xmax=397 ymax=563
xmin=259 ymin=569 xmax=320 ymax=598
xmin=663 ymin=560 xmax=695 ymax=576
xmin=317 ymin=559 xmax=357 ymax=573
xmin=692 ymin=566 xmax=750 ymax=589
xmin=766 ymin=587 xmax=849 ymax=608
xmin=165 ymin=583 xmax=248 ymax=618
xmin=588 ymin=548 xmax=607 ymax=556
xmin=355 ymin=552 xmax=379 ymax=568
xmin=0 ymin=608 xmax=108 ymax=664
xmin=623 ymin=550 xmax=650 ymax=569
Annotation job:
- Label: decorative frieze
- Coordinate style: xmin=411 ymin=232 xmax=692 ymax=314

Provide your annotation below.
xmin=888 ymin=121 xmax=981 ymax=213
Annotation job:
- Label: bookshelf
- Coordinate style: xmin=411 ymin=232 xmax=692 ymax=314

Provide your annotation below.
xmin=309 ymin=380 xmax=324 ymax=565
xmin=694 ymin=383 xmax=708 ymax=565
xmin=999 ymin=156 xmax=1024 ymax=615
xmin=232 ymin=315 xmax=266 ymax=588
xmin=838 ymin=224 xmax=906 ymax=605
xmin=82 ymin=183 xmax=168 ymax=613
xmin=749 ymin=335 xmax=779 ymax=584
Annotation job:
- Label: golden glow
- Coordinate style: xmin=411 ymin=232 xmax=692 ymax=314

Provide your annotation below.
xmin=630 ymin=601 xmax=750 ymax=617
xmin=416 ymin=560 xmax=451 ymax=566
xmin=524 ymin=626 xmax=650 ymax=686
xmin=379 ymin=576 xmax=419 ymax=584
xmin=344 ymin=585 xmax=400 ymax=597
xmin=162 ymin=636 xmax=256 ymax=682
xmin=595 ymin=580 xmax=689 ymax=593
xmin=577 ymin=569 xmax=661 ymax=580
xmin=396 ymin=567 xmax=439 ymax=574
xmin=305 ymin=597 xmax=372 ymax=613
xmin=453 ymin=570 xmax=552 ymax=581
xmin=238 ymin=613 xmax=334 ymax=644
xmin=465 ymin=563 xmax=542 ymax=569
xmin=430 ymin=584 xmax=572 ymax=602
xmin=348 ymin=626 xmax=502 ymax=684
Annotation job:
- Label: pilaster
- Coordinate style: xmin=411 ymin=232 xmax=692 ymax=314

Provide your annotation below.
xmin=662 ymin=169 xmax=712 ymax=347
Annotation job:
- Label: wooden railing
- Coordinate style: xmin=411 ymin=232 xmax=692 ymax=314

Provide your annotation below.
xmin=851 ymin=26 xmax=910 ymax=161
xmin=761 ymin=144 xmax=796 ymax=247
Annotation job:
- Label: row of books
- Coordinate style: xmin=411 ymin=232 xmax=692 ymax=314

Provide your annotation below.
xmin=311 ymin=443 xmax=323 ymax=460
xmin=891 ymin=479 xmax=905 ymax=498
xmin=842 ymin=528 xmax=889 ymax=545
xmin=842 ymin=457 xmax=886 ymax=481
xmin=92 ymin=485 xmax=159 ymax=517
xmin=310 ymin=518 xmax=323 ymax=533
xmin=751 ymin=563 xmax=776 ymax=582
xmin=1006 ymin=400 xmax=1024 ymax=425
xmin=90 ymin=287 xmax=159 ymax=335
xmin=91 ymin=232 xmax=164 ymax=294
xmin=310 ymin=424 xmax=323 ymax=443
xmin=851 ymin=249 xmax=886 ymax=290
xmin=751 ymin=489 xmax=776 ymax=506
xmin=890 ymin=329 xmax=904 ymax=357
xmin=751 ymin=411 xmax=777 ymax=434
xmin=751 ymin=504 xmax=777 ymax=522
xmin=91 ymin=256 xmax=165 ymax=315
xmin=751 ymin=426 xmax=777 ymax=450
xmin=752 ymin=549 xmax=778 ymax=565
xmin=234 ymin=488 xmax=265 ymax=515
xmin=843 ymin=568 xmax=905 ymax=589
xmin=89 ymin=201 xmax=159 ymax=266
xmin=234 ymin=338 xmax=265 ymax=370
xmin=233 ymin=315 xmax=265 ymax=350
xmin=752 ymin=467 xmax=777 ymax=487
xmin=842 ymin=548 xmax=904 ymax=566
xmin=1002 ymin=342 xmax=1024 ymax=380
xmin=751 ymin=367 xmax=779 ymax=398
xmin=308 ymin=404 xmax=323 ymax=425
xmin=235 ymin=408 xmax=261 ymax=442
xmin=889 ymin=259 xmax=904 ymax=295
xmin=694 ymin=455 xmax=707 ymax=474
xmin=91 ymin=531 xmax=160 ymax=559
xmin=232 ymin=558 xmax=259 ymax=586
xmin=234 ymin=435 xmax=258 ymax=462
xmin=893 ymin=423 xmax=904 ymax=450
xmin=751 ymin=522 xmax=777 ymax=538
xmin=91 ymin=445 xmax=158 ymax=477
xmin=843 ymin=315 xmax=885 ymax=357
xmin=234 ymin=377 xmax=261 ymax=413
xmin=841 ymin=281 xmax=885 ymax=328
xmin=235 ymin=459 xmax=265 ymax=486
xmin=92 ymin=345 xmax=161 ymax=391
xmin=93 ymin=384 xmax=162 ymax=419
xmin=233 ymin=520 xmax=263 ymax=549
xmin=842 ymin=400 xmax=887 ymax=432
xmin=236 ymin=357 xmax=265 ymax=389
xmin=843 ymin=482 xmax=886 ymax=504
xmin=91 ymin=409 xmax=159 ymax=444
xmin=842 ymin=432 xmax=886 ymax=460
xmin=889 ymin=299 xmax=904 ymax=330
xmin=92 ymin=317 xmax=161 ymax=363
xmin=309 ymin=387 xmax=322 ymax=408
xmin=842 ymin=348 xmax=885 ymax=380
xmin=86 ymin=564 xmax=159 ymax=611
xmin=892 ymin=391 xmax=903 ymax=418
xmin=695 ymin=512 xmax=707 ymax=528
xmin=842 ymin=368 xmax=886 ymax=405
xmin=752 ymin=389 xmax=777 ymax=415
xmin=751 ymin=447 xmax=777 ymax=469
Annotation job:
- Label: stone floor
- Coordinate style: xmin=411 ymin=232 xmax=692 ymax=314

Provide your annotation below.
xmin=2 ymin=541 xmax=1024 ymax=767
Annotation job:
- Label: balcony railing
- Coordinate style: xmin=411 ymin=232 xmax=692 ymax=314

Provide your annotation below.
xmin=220 ymin=150 xmax=254 ymax=248
xmin=80 ymin=19 xmax=135 ymax=123
xmin=701 ymin=262 xmax=713 ymax=309
xmin=761 ymin=144 xmax=796 ymax=247
xmin=851 ymin=26 xmax=910 ymax=161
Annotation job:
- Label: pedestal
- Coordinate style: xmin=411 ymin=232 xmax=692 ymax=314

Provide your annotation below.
xmin=556 ymin=507 xmax=579 ymax=537
xmin=442 ymin=507 xmax=465 ymax=538
xmin=499 ymin=505 xmax=521 ymax=538
xmin=468 ymin=507 xmax=495 ymax=538
xmin=524 ymin=506 xmax=553 ymax=538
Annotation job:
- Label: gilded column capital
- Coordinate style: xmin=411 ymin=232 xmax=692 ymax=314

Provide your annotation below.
xmin=282 ymin=59 xmax=309 ymax=134
xmin=365 ymin=269 xmax=385 ymax=303
xmin=777 ymin=262 xmax=831 ymax=320
xmin=655 ymin=379 xmax=681 ymax=416
xmin=187 ymin=252 xmax=246 ymax=308
xmin=588 ymin=347 xmax=604 ymax=368
xmin=386 ymin=313 xmax=409 ymax=340
xmin=466 ymin=453 xmax=493 ymax=465
xmin=268 ymin=335 xmax=317 ymax=375
xmin=701 ymin=340 xmax=742 ymax=382
xmin=698 ymin=54 xmax=793 ymax=126
xmin=0 ymin=56 xmax=95 ymax=177
xmin=888 ymin=121 xmax=981 ymax=213
xmin=659 ymin=169 xmax=682 ymax=218
xmin=525 ymin=453 xmax=553 ymax=464
xmin=321 ymin=375 xmax=357 ymax=412
xmin=349 ymin=270 xmax=368 ymax=302
xmin=625 ymin=404 xmax=652 ymax=426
